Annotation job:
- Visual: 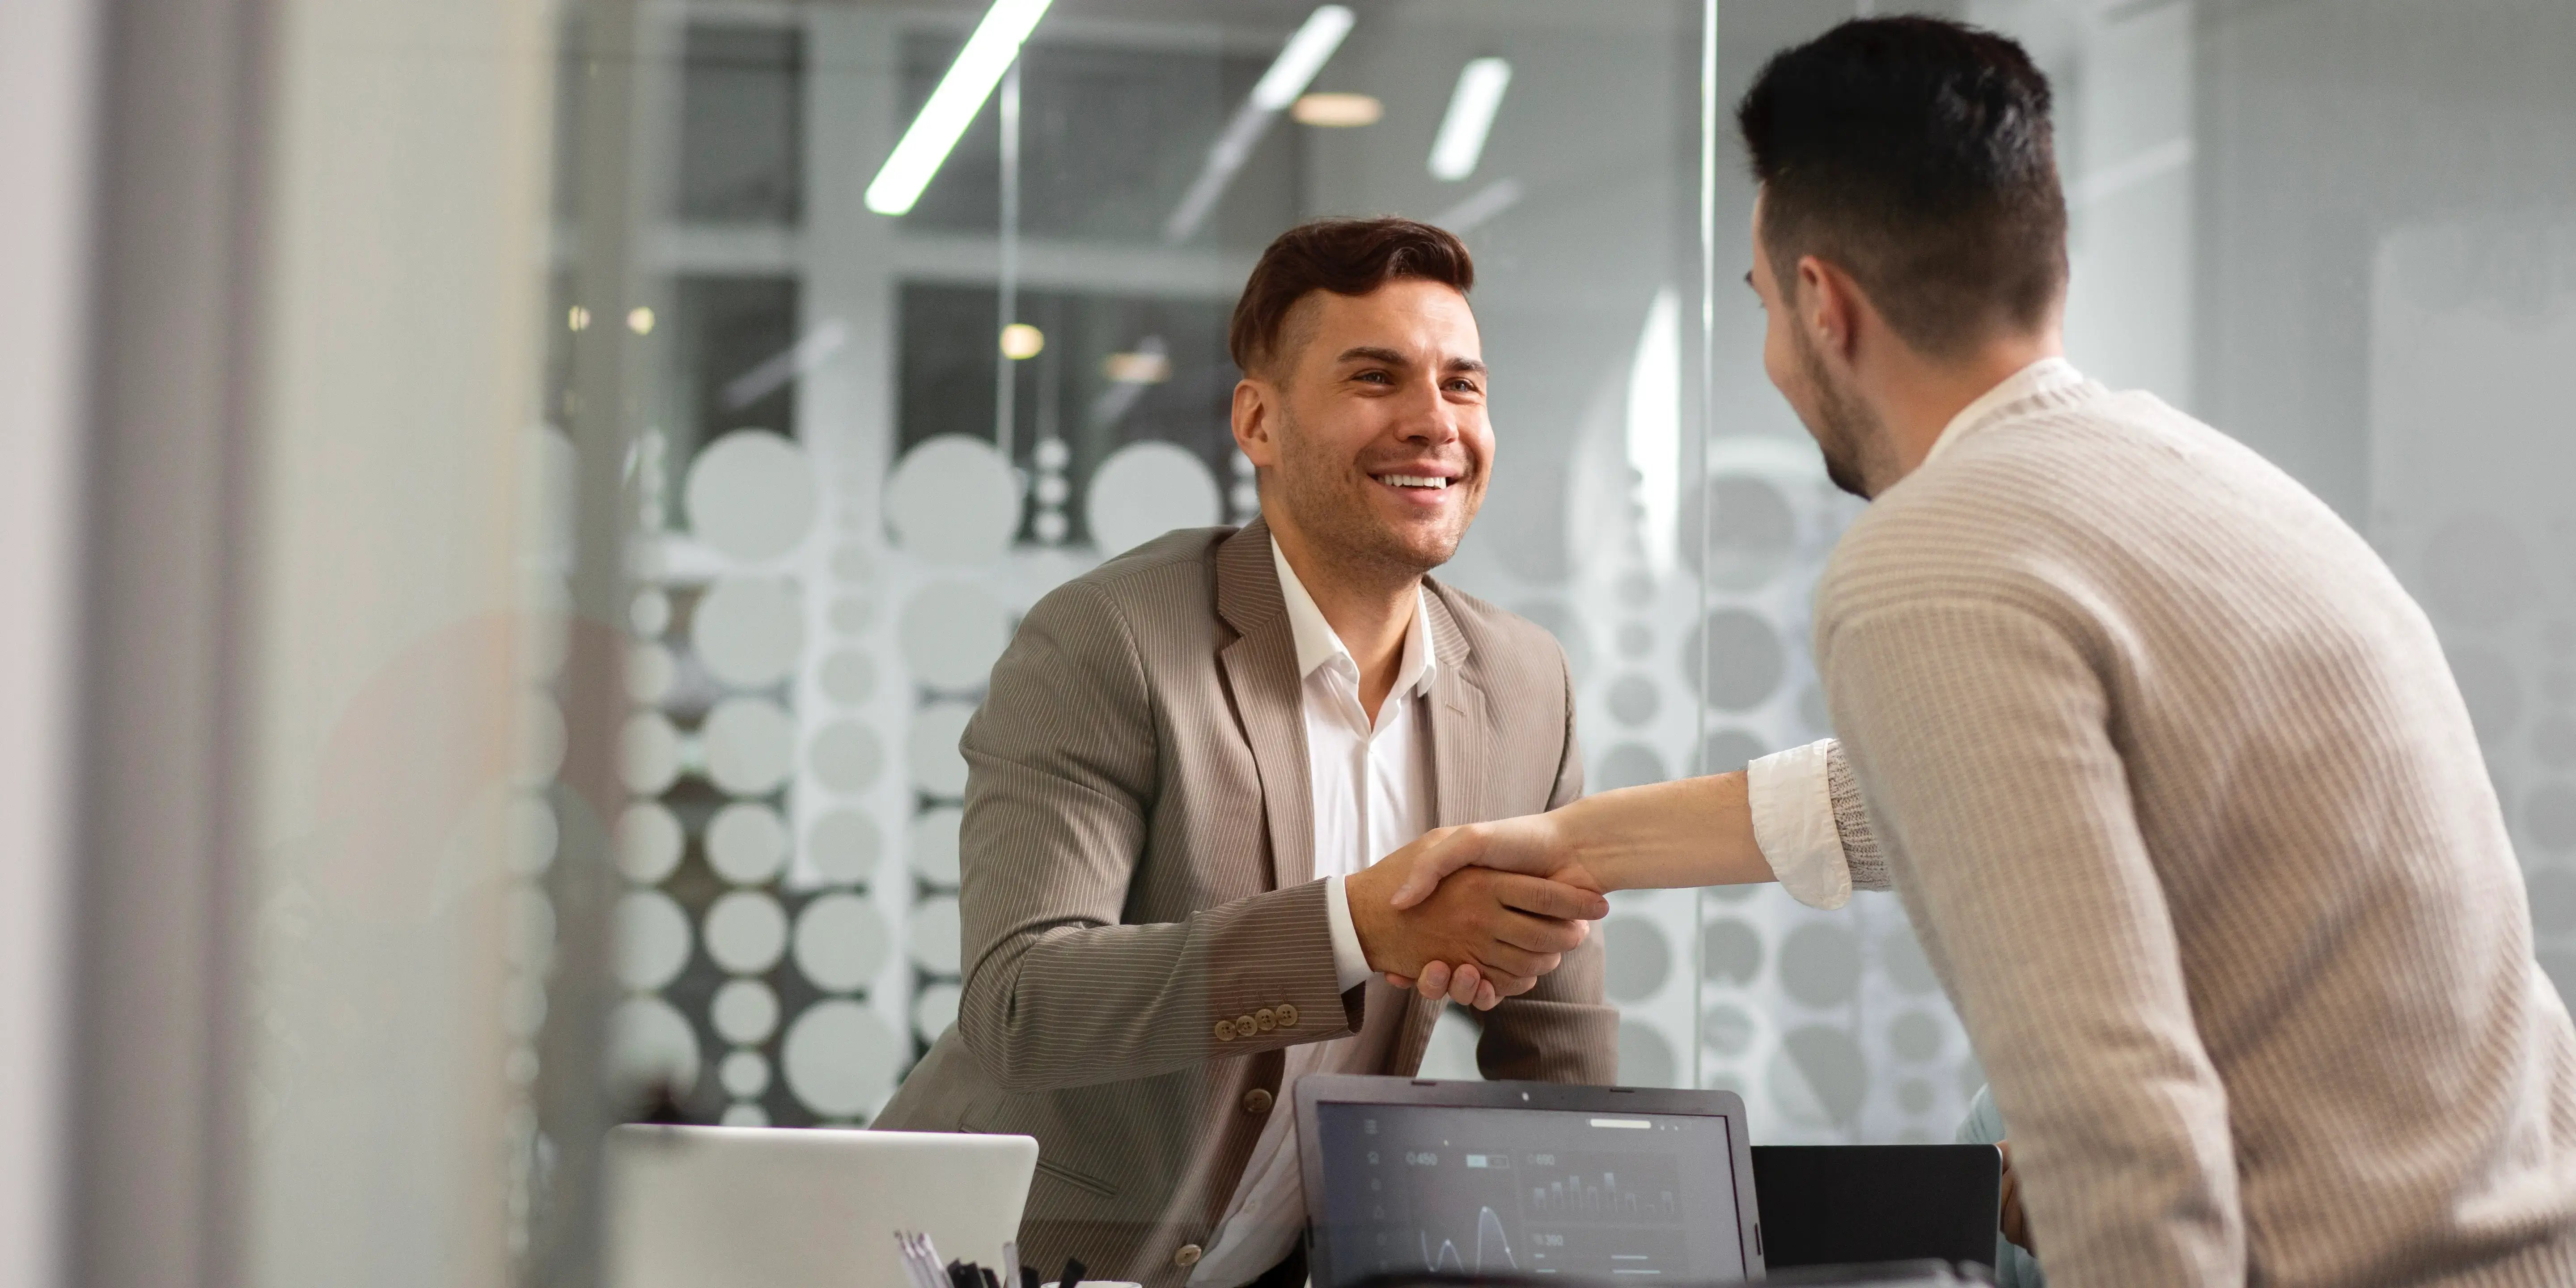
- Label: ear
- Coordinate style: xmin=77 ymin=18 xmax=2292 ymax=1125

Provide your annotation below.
xmin=1796 ymin=254 xmax=1860 ymax=362
xmin=1231 ymin=376 xmax=1280 ymax=469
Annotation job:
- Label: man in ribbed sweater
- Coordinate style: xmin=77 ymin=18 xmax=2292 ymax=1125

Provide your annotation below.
xmin=1381 ymin=17 xmax=2576 ymax=1286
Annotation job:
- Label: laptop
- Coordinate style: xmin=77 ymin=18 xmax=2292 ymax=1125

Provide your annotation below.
xmin=1295 ymin=1076 xmax=1767 ymax=1286
xmin=1749 ymin=1145 xmax=2000 ymax=1274
xmin=605 ymin=1125 xmax=1039 ymax=1288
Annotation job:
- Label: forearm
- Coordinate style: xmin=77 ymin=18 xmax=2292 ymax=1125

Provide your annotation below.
xmin=957 ymin=878 xmax=1353 ymax=1093
xmin=1550 ymin=770 xmax=1776 ymax=893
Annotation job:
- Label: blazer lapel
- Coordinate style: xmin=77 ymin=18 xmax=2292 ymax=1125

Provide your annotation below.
xmin=1421 ymin=585 xmax=1488 ymax=830
xmin=1397 ymin=583 xmax=1487 ymax=1065
xmin=1213 ymin=518 xmax=1313 ymax=891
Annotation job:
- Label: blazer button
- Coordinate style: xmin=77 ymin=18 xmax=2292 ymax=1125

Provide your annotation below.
xmin=1236 ymin=1013 xmax=1258 ymax=1037
xmin=1174 ymin=1245 xmax=1203 ymax=1268
xmin=1255 ymin=1008 xmax=1277 ymax=1032
xmin=1242 ymin=1089 xmax=1274 ymax=1114
xmin=1214 ymin=1020 xmax=1236 ymax=1042
xmin=1275 ymin=1003 xmax=1299 ymax=1029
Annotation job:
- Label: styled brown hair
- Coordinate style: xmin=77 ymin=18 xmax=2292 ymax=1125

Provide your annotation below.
xmin=1227 ymin=217 xmax=1475 ymax=374
xmin=1739 ymin=17 xmax=2067 ymax=357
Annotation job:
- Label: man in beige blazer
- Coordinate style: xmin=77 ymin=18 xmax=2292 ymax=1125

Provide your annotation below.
xmin=873 ymin=218 xmax=1618 ymax=1288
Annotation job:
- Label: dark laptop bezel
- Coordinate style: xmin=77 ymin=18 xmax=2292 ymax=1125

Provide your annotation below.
xmin=1293 ymin=1074 xmax=1767 ymax=1287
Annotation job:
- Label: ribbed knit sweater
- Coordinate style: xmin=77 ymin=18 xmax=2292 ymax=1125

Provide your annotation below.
xmin=1813 ymin=378 xmax=2576 ymax=1287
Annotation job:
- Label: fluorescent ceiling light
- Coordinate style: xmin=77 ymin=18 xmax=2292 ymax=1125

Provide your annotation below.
xmin=864 ymin=0 xmax=1055 ymax=216
xmin=1164 ymin=5 xmax=1354 ymax=241
xmin=1429 ymin=57 xmax=1512 ymax=181
xmin=1291 ymin=92 xmax=1382 ymax=127
xmin=1250 ymin=6 xmax=1356 ymax=110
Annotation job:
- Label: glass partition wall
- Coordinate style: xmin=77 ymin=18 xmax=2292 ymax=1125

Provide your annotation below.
xmin=131 ymin=0 xmax=2573 ymax=1284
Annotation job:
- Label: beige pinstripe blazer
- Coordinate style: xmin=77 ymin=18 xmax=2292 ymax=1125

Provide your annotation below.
xmin=873 ymin=517 xmax=1617 ymax=1288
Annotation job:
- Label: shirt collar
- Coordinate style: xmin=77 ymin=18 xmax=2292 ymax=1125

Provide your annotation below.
xmin=1270 ymin=536 xmax=1439 ymax=698
xmin=1921 ymin=356 xmax=2087 ymax=468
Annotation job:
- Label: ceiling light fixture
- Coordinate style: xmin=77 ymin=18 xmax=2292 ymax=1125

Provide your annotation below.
xmin=1163 ymin=5 xmax=1354 ymax=242
xmin=1429 ymin=57 xmax=1512 ymax=181
xmin=1292 ymin=92 xmax=1382 ymax=127
xmin=863 ymin=0 xmax=1055 ymax=216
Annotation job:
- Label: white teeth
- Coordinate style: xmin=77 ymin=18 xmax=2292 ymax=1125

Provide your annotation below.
xmin=1377 ymin=474 xmax=1450 ymax=489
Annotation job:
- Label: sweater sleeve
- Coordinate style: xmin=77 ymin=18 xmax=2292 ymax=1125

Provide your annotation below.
xmin=1820 ymin=593 xmax=2243 ymax=1288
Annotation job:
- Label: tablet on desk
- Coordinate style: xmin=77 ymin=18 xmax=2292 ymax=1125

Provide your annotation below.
xmin=1294 ymin=1075 xmax=1767 ymax=1287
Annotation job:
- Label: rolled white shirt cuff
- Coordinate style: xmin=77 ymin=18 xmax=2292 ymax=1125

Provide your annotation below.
xmin=1326 ymin=874 xmax=1374 ymax=991
xmin=1749 ymin=738 xmax=1852 ymax=910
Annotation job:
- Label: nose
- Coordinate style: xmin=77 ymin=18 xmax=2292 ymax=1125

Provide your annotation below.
xmin=1393 ymin=375 xmax=1460 ymax=446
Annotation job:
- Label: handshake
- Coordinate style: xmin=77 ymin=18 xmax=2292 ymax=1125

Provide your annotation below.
xmin=1344 ymin=813 xmax=1614 ymax=1011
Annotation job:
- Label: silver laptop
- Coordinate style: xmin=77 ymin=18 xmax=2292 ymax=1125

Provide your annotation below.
xmin=1294 ymin=1075 xmax=1767 ymax=1285
xmin=606 ymin=1125 xmax=1039 ymax=1288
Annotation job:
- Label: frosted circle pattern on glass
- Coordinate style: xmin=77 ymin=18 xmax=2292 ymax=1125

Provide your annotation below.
xmin=1682 ymin=610 xmax=1787 ymax=712
xmin=782 ymin=999 xmax=902 ymax=1117
xmin=1699 ymin=729 xmax=1768 ymax=775
xmin=1607 ymin=675 xmax=1660 ymax=727
xmin=509 ymin=795 xmax=559 ymax=877
xmin=1880 ymin=927 xmax=1941 ymax=996
xmin=706 ymin=802 xmax=789 ymax=885
xmin=1617 ymin=1020 xmax=1678 ymax=1089
xmin=1770 ymin=1025 xmax=1868 ymax=1128
xmin=886 ymin=435 xmax=1020 ymax=565
xmin=909 ymin=703 xmax=975 ymax=797
xmin=793 ymin=893 xmax=891 ymax=992
xmin=911 ymin=895 xmax=963 ymax=974
xmin=703 ymin=697 xmax=794 ymax=795
xmin=821 ymin=650 xmax=877 ymax=705
xmin=617 ymin=802 xmax=684 ymax=884
xmin=686 ymin=430 xmax=819 ymax=562
xmin=830 ymin=595 xmax=873 ymax=636
xmin=1780 ymin=923 xmax=1863 ymax=1008
xmin=1602 ymin=916 xmax=1673 ymax=1003
xmin=610 ymin=997 xmax=701 ymax=1099
xmin=809 ymin=721 xmax=885 ymax=792
xmin=1685 ymin=475 xmax=1798 ymax=590
xmin=620 ymin=712 xmax=682 ymax=796
xmin=1890 ymin=1010 xmax=1946 ymax=1063
xmin=721 ymin=1049 xmax=771 ymax=1099
xmin=1087 ymin=441 xmax=1221 ymax=558
xmin=615 ymin=890 xmax=694 ymax=991
xmin=1702 ymin=919 xmax=1763 ymax=986
xmin=1701 ymin=1002 xmax=1757 ymax=1057
xmin=1594 ymin=743 xmax=1668 ymax=792
xmin=912 ymin=807 xmax=964 ymax=886
xmin=900 ymin=581 xmax=1012 ymax=691
xmin=521 ymin=696 xmax=568 ymax=784
xmin=914 ymin=982 xmax=963 ymax=1040
xmin=704 ymin=890 xmax=789 ymax=974
xmin=693 ymin=576 xmax=805 ymax=689
xmin=626 ymin=641 xmax=677 ymax=704
xmin=712 ymin=978 xmax=781 ymax=1045
xmin=723 ymin=1103 xmax=770 ymax=1127
xmin=808 ymin=809 xmax=881 ymax=886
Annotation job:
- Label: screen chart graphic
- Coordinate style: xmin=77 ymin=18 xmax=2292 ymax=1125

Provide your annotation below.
xmin=1312 ymin=1104 xmax=1743 ymax=1283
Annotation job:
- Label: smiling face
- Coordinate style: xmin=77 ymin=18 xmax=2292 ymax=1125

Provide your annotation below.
xmin=1232 ymin=278 xmax=1493 ymax=581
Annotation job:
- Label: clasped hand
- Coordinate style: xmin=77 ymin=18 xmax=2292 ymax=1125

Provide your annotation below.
xmin=1345 ymin=813 xmax=1605 ymax=1011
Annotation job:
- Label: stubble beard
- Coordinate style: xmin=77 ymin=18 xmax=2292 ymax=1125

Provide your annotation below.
xmin=1268 ymin=402 xmax=1474 ymax=589
xmin=1792 ymin=324 xmax=1887 ymax=500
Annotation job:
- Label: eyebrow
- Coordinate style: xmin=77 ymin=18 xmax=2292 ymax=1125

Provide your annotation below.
xmin=1335 ymin=346 xmax=1487 ymax=376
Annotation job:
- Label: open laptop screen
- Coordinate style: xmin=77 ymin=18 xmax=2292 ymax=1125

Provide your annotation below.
xmin=1309 ymin=1099 xmax=1750 ymax=1284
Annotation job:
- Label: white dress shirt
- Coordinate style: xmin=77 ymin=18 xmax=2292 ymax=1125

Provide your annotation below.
xmin=1749 ymin=356 xmax=2089 ymax=909
xmin=1189 ymin=539 xmax=1439 ymax=1287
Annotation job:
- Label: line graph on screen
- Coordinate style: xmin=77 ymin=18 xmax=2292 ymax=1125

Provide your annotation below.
xmin=1420 ymin=1206 xmax=1517 ymax=1272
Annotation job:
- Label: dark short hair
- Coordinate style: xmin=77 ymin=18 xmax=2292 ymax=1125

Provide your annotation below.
xmin=1228 ymin=217 xmax=1474 ymax=374
xmin=1738 ymin=17 xmax=2067 ymax=356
